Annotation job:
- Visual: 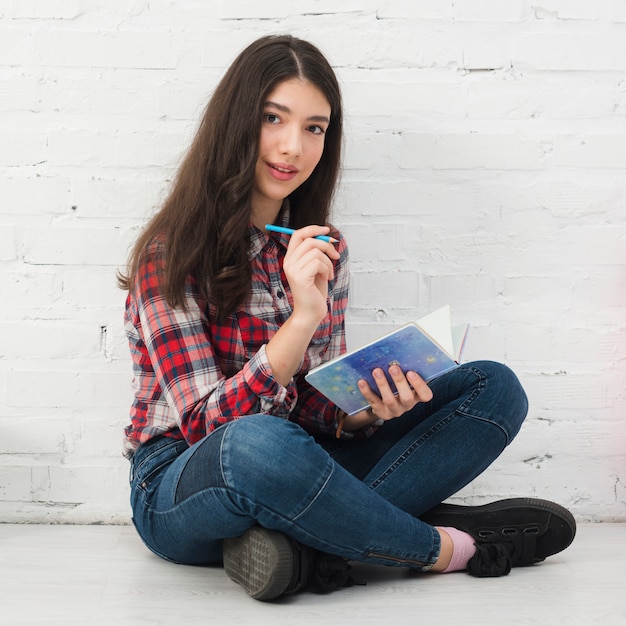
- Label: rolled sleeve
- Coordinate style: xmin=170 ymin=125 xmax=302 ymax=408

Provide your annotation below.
xmin=238 ymin=343 xmax=298 ymax=418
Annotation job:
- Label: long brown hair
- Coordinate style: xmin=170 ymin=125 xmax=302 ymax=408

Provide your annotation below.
xmin=118 ymin=35 xmax=343 ymax=320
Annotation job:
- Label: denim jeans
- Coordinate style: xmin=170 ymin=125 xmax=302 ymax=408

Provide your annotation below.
xmin=129 ymin=361 xmax=527 ymax=570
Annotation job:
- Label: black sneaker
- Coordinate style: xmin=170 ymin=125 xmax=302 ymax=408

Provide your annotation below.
xmin=222 ymin=526 xmax=356 ymax=601
xmin=420 ymin=497 xmax=576 ymax=577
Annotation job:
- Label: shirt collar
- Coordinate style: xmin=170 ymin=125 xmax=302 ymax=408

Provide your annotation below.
xmin=248 ymin=201 xmax=291 ymax=260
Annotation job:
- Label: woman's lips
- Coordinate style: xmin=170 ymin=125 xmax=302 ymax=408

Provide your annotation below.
xmin=266 ymin=162 xmax=299 ymax=182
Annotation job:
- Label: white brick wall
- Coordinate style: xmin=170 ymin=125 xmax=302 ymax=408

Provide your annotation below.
xmin=0 ymin=1 xmax=624 ymax=524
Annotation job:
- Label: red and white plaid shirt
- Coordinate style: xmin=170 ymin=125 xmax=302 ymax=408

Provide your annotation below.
xmin=122 ymin=213 xmax=366 ymax=459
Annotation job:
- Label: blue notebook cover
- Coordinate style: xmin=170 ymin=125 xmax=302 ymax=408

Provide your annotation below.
xmin=305 ymin=323 xmax=462 ymax=416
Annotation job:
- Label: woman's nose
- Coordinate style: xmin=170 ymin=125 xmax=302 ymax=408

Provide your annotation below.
xmin=278 ymin=125 xmax=302 ymax=156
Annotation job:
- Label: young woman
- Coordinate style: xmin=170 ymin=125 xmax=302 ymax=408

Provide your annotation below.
xmin=119 ymin=34 xmax=575 ymax=601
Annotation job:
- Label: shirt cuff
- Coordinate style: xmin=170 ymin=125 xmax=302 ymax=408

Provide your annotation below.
xmin=244 ymin=343 xmax=297 ymax=416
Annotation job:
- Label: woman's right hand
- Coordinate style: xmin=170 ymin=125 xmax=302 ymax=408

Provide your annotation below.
xmin=265 ymin=225 xmax=340 ymax=387
xmin=282 ymin=225 xmax=340 ymax=326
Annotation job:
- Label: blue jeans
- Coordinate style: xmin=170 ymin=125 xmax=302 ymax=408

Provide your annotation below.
xmin=129 ymin=361 xmax=527 ymax=570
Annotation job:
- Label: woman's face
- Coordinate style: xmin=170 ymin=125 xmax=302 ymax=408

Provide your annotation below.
xmin=252 ymin=78 xmax=331 ymax=221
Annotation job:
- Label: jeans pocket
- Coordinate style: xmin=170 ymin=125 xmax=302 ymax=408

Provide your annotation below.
xmin=131 ymin=437 xmax=188 ymax=495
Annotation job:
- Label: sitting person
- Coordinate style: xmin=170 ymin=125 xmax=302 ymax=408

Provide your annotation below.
xmin=118 ymin=34 xmax=576 ymax=601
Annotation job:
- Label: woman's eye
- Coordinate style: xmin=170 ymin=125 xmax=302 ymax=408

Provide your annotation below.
xmin=309 ymin=125 xmax=325 ymax=135
xmin=264 ymin=113 xmax=280 ymax=124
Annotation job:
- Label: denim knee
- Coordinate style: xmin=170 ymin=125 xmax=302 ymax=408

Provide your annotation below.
xmin=218 ymin=414 xmax=336 ymax=520
xmin=219 ymin=413 xmax=326 ymax=481
xmin=172 ymin=416 xmax=306 ymax=503
xmin=465 ymin=360 xmax=528 ymax=444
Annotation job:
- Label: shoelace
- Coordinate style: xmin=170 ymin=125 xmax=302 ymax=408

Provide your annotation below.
xmin=467 ymin=528 xmax=541 ymax=577
xmin=308 ymin=553 xmax=364 ymax=593
xmin=467 ymin=543 xmax=512 ymax=577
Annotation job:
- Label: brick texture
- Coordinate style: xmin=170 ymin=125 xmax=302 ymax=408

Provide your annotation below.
xmin=0 ymin=1 xmax=624 ymax=523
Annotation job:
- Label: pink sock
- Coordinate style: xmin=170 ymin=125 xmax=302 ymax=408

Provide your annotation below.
xmin=439 ymin=526 xmax=477 ymax=573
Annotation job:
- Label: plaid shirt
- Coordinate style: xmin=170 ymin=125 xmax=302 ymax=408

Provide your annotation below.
xmin=122 ymin=215 xmax=370 ymax=459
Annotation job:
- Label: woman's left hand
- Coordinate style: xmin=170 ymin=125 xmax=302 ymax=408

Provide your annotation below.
xmin=357 ymin=366 xmax=433 ymax=421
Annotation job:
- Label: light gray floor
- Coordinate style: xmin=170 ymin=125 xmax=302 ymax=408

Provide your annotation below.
xmin=1 ymin=523 xmax=624 ymax=625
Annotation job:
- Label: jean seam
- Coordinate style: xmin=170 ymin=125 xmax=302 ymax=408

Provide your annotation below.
xmin=456 ymin=365 xmax=512 ymax=445
xmin=369 ymin=366 xmax=489 ymax=490
xmin=219 ymin=424 xmax=228 ymax=488
xmin=457 ymin=410 xmax=511 ymax=445
xmin=219 ymin=422 xmax=337 ymax=523
xmin=369 ymin=414 xmax=454 ymax=489
xmin=452 ymin=365 xmax=486 ymax=415
xmin=291 ymin=460 xmax=334 ymax=522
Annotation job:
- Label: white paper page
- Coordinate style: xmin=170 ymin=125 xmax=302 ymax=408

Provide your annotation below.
xmin=451 ymin=324 xmax=469 ymax=361
xmin=416 ymin=305 xmax=454 ymax=356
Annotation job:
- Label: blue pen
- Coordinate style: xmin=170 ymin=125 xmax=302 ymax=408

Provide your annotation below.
xmin=265 ymin=224 xmax=338 ymax=243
